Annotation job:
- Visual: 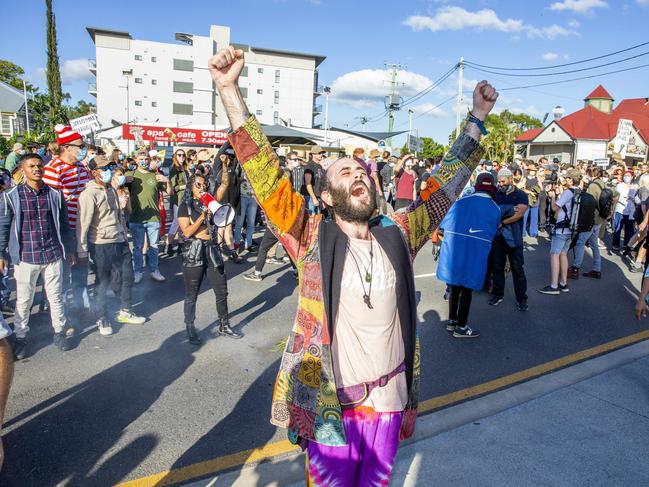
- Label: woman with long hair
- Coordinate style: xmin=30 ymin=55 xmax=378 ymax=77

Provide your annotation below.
xmin=166 ymin=149 xmax=189 ymax=255
xmin=177 ymin=166 xmax=241 ymax=345
xmin=186 ymin=149 xmax=198 ymax=173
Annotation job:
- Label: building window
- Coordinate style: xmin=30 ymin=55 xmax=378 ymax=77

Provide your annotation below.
xmin=134 ymin=100 xmax=142 ymax=106
xmin=135 ymin=54 xmax=142 ymax=61
xmin=257 ymin=67 xmax=264 ymax=73
xmin=256 ymin=109 xmax=263 ymax=116
xmin=274 ymin=91 xmax=280 ymax=104
xmin=273 ymin=111 xmax=279 ymax=124
xmin=135 ymin=78 xmax=142 ymax=84
xmin=257 ymin=89 xmax=263 ymax=95
xmin=173 ymin=103 xmax=193 ymax=115
xmin=275 ymin=70 xmax=280 ymax=83
xmin=240 ymin=87 xmax=248 ymax=98
xmin=173 ymin=59 xmax=194 ymax=71
xmin=0 ymin=114 xmax=11 ymax=134
xmin=151 ymin=79 xmax=157 ymax=85
xmin=151 ymin=101 xmax=157 ymax=107
xmin=240 ymin=66 xmax=248 ymax=77
xmin=173 ymin=81 xmax=194 ymax=93
xmin=151 ymin=56 xmax=157 ymax=62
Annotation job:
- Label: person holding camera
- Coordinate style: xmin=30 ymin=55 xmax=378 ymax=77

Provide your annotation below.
xmin=177 ymin=164 xmax=241 ymax=345
xmin=538 ymin=169 xmax=583 ymax=295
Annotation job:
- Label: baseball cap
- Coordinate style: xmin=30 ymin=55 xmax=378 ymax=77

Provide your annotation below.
xmin=566 ymin=168 xmax=582 ymax=182
xmin=475 ymin=172 xmax=497 ymax=195
xmin=87 ymin=155 xmax=112 ymax=171
xmin=310 ymin=145 xmax=326 ymax=155
xmin=148 ymin=149 xmax=159 ymax=158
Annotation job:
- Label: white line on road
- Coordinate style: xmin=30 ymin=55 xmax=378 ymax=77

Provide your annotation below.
xmin=415 ymin=273 xmax=436 ymax=279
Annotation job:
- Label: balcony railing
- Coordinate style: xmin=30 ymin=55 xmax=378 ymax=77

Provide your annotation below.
xmin=313 ymin=104 xmax=323 ymax=114
xmin=88 ymin=82 xmax=97 ymax=96
xmin=88 ymin=59 xmax=97 ymax=73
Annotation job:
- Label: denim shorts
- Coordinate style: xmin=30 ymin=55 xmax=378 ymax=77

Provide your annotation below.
xmin=550 ymin=231 xmax=572 ymax=254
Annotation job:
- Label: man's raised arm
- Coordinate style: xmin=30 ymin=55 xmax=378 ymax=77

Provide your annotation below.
xmin=390 ymin=81 xmax=499 ymax=259
xmin=208 ymin=47 xmax=309 ymax=261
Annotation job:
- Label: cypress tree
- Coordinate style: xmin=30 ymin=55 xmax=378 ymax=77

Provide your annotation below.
xmin=46 ymin=0 xmax=66 ymax=124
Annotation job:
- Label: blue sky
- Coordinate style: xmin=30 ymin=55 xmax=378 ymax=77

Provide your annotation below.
xmin=3 ymin=0 xmax=649 ymax=146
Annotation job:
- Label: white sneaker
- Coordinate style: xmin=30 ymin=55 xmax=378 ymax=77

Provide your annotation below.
xmin=134 ymin=272 xmax=143 ymax=284
xmin=97 ymin=319 xmax=113 ymax=336
xmin=116 ymin=310 xmax=146 ymax=325
xmin=150 ymin=270 xmax=166 ymax=282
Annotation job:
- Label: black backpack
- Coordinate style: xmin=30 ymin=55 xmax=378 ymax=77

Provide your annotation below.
xmin=588 ymin=181 xmax=615 ymax=219
xmin=564 ymin=189 xmax=596 ymax=233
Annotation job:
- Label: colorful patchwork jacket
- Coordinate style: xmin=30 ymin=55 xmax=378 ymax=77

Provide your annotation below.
xmin=229 ymin=116 xmax=484 ymax=447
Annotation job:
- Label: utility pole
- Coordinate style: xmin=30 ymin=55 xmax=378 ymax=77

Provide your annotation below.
xmin=122 ymin=69 xmax=132 ymax=153
xmin=22 ymin=79 xmax=30 ymax=137
xmin=407 ymin=108 xmax=414 ymax=152
xmin=384 ymin=62 xmax=405 ymax=146
xmin=455 ymin=57 xmax=464 ymax=142
xmin=323 ymin=86 xmax=331 ymax=146
xmin=356 ymin=116 xmax=369 ymax=130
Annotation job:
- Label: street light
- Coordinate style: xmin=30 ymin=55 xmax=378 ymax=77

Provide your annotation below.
xmin=323 ymin=86 xmax=331 ymax=146
xmin=122 ymin=69 xmax=133 ymax=153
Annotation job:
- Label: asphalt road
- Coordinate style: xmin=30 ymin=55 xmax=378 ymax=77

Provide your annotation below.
xmin=0 ymin=231 xmax=645 ymax=486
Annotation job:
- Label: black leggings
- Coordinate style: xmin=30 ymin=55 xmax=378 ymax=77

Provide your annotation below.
xmin=183 ymin=261 xmax=228 ymax=325
xmin=256 ymin=227 xmax=279 ymax=273
xmin=449 ymin=285 xmax=473 ymax=326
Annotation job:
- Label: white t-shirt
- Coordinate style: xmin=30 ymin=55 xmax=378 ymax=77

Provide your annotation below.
xmin=555 ymin=189 xmax=574 ymax=234
xmin=332 ymin=236 xmax=408 ymax=412
xmin=615 ymin=183 xmax=637 ymax=218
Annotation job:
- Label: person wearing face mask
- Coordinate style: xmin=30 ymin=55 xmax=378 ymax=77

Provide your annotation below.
xmin=489 ymin=168 xmax=529 ymax=310
xmin=612 ymin=170 xmax=637 ymax=251
xmin=3 ymin=143 xmax=25 ymax=173
xmin=77 ymin=156 xmax=145 ymax=336
xmin=380 ymin=156 xmax=397 ymax=208
xmin=112 ymin=166 xmax=131 ymax=217
xmin=43 ymin=124 xmax=93 ymax=317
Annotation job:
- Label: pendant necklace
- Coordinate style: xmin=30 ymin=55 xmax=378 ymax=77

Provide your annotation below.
xmin=347 ymin=235 xmax=374 ymax=309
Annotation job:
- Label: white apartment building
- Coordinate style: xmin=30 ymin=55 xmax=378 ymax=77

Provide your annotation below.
xmin=87 ymin=25 xmax=325 ymax=132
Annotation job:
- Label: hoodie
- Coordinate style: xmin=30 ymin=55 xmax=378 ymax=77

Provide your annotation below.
xmin=77 ymin=180 xmax=128 ymax=253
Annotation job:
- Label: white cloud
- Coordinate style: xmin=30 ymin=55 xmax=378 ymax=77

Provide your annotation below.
xmin=409 ymin=103 xmax=450 ymax=118
xmin=404 ymin=6 xmax=578 ymax=39
xmin=568 ymin=19 xmax=581 ymax=27
xmin=637 ymin=0 xmax=649 ymax=5
xmin=543 ymin=52 xmax=559 ymax=61
xmin=330 ymin=68 xmax=437 ymax=108
xmin=60 ymin=59 xmax=94 ymax=85
xmin=550 ymin=0 xmax=607 ymax=14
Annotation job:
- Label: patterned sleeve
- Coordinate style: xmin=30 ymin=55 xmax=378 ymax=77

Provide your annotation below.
xmin=228 ymin=116 xmax=310 ymax=261
xmin=389 ymin=132 xmax=484 ymax=259
xmin=42 ymin=163 xmax=61 ymax=190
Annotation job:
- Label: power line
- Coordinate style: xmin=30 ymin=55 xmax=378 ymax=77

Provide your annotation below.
xmin=470 ymin=62 xmax=649 ymax=92
xmin=464 ymin=49 xmax=649 ymax=77
xmin=396 ymin=95 xmax=456 ymax=127
xmin=400 ymin=64 xmax=459 ymax=107
xmin=465 ymin=40 xmax=649 ymax=71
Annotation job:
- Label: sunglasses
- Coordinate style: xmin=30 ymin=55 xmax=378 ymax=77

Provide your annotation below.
xmin=177 ymin=153 xmax=186 ymax=157
xmin=65 ymin=143 xmax=86 ymax=149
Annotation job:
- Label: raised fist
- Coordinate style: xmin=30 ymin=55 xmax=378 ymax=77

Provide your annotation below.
xmin=471 ymin=80 xmax=499 ymax=121
xmin=208 ymin=46 xmax=245 ymax=89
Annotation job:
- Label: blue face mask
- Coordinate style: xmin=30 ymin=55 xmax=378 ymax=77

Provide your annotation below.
xmin=100 ymin=169 xmax=113 ymax=184
xmin=117 ymin=175 xmax=126 ymax=187
xmin=118 ymin=154 xmax=125 ymax=161
xmin=139 ymin=160 xmax=150 ymax=170
xmin=127 ymin=164 xmax=136 ymax=171
xmin=76 ymin=147 xmax=87 ymax=162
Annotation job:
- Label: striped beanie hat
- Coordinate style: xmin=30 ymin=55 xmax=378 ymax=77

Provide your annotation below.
xmin=54 ymin=124 xmax=82 ymax=145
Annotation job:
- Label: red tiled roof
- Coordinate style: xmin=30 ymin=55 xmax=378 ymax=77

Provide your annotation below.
xmin=515 ymin=127 xmax=543 ymax=142
xmin=584 ymin=84 xmax=613 ymax=100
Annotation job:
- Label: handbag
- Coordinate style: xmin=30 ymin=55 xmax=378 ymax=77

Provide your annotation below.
xmin=181 ymin=238 xmax=206 ymax=267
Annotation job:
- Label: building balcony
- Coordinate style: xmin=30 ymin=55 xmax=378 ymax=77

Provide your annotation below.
xmin=88 ymin=59 xmax=96 ymax=74
xmin=313 ymin=104 xmax=323 ymax=115
xmin=88 ymin=82 xmax=97 ymax=96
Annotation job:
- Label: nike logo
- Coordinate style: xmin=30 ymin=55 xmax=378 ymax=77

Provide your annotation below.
xmin=468 ymin=228 xmax=483 ymax=234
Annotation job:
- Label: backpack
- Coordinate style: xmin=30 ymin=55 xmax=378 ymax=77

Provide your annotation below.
xmin=589 ymin=181 xmax=615 ymax=220
xmin=565 ymin=189 xmax=596 ymax=234
xmin=291 ymin=165 xmax=306 ymax=194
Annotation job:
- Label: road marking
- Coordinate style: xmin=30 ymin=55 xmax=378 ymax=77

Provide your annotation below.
xmin=116 ymin=329 xmax=649 ymax=487
xmin=414 ymin=272 xmax=436 ymax=279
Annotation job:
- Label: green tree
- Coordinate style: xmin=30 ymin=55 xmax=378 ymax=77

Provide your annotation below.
xmin=66 ymin=99 xmax=96 ymax=119
xmin=46 ymin=0 xmax=66 ymax=125
xmin=421 ymin=137 xmax=446 ymax=159
xmin=0 ymin=60 xmax=36 ymax=93
xmin=475 ymin=110 xmax=542 ymax=163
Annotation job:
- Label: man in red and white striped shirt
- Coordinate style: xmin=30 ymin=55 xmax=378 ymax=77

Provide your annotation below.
xmin=44 ymin=124 xmax=92 ymax=313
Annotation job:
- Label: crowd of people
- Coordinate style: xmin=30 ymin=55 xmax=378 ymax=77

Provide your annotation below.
xmin=0 ymin=44 xmax=645 ymax=482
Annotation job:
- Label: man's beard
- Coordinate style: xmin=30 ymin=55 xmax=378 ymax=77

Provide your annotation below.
xmin=329 ymin=181 xmax=377 ymax=223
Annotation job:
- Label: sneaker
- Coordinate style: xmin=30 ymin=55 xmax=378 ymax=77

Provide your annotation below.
xmin=150 ymin=270 xmax=166 ymax=282
xmin=53 ymin=332 xmax=70 ymax=352
xmin=598 ymin=240 xmax=607 ymax=249
xmin=453 ymin=326 xmax=480 ymax=339
xmin=630 ymin=261 xmax=644 ymax=273
xmin=445 ymin=320 xmax=458 ymax=332
xmin=266 ymin=257 xmax=284 ymax=265
xmin=488 ymin=296 xmax=504 ymax=306
xmin=96 ymin=318 xmax=113 ymax=336
xmin=537 ymin=285 xmax=560 ymax=295
xmin=611 ymin=246 xmax=621 ymax=252
xmin=282 ymin=255 xmax=291 ymax=264
xmin=133 ymin=272 xmax=143 ymax=284
xmin=245 ymin=244 xmax=258 ymax=253
xmin=583 ymin=270 xmax=602 ymax=279
xmin=230 ymin=251 xmax=243 ymax=264
xmin=516 ymin=300 xmax=529 ymax=311
xmin=243 ymin=271 xmax=262 ymax=282
xmin=559 ymin=283 xmax=570 ymax=293
xmin=567 ymin=266 xmax=580 ymax=280
xmin=12 ymin=337 xmax=28 ymax=360
xmin=116 ymin=310 xmax=146 ymax=325
xmin=0 ymin=303 xmax=14 ymax=316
